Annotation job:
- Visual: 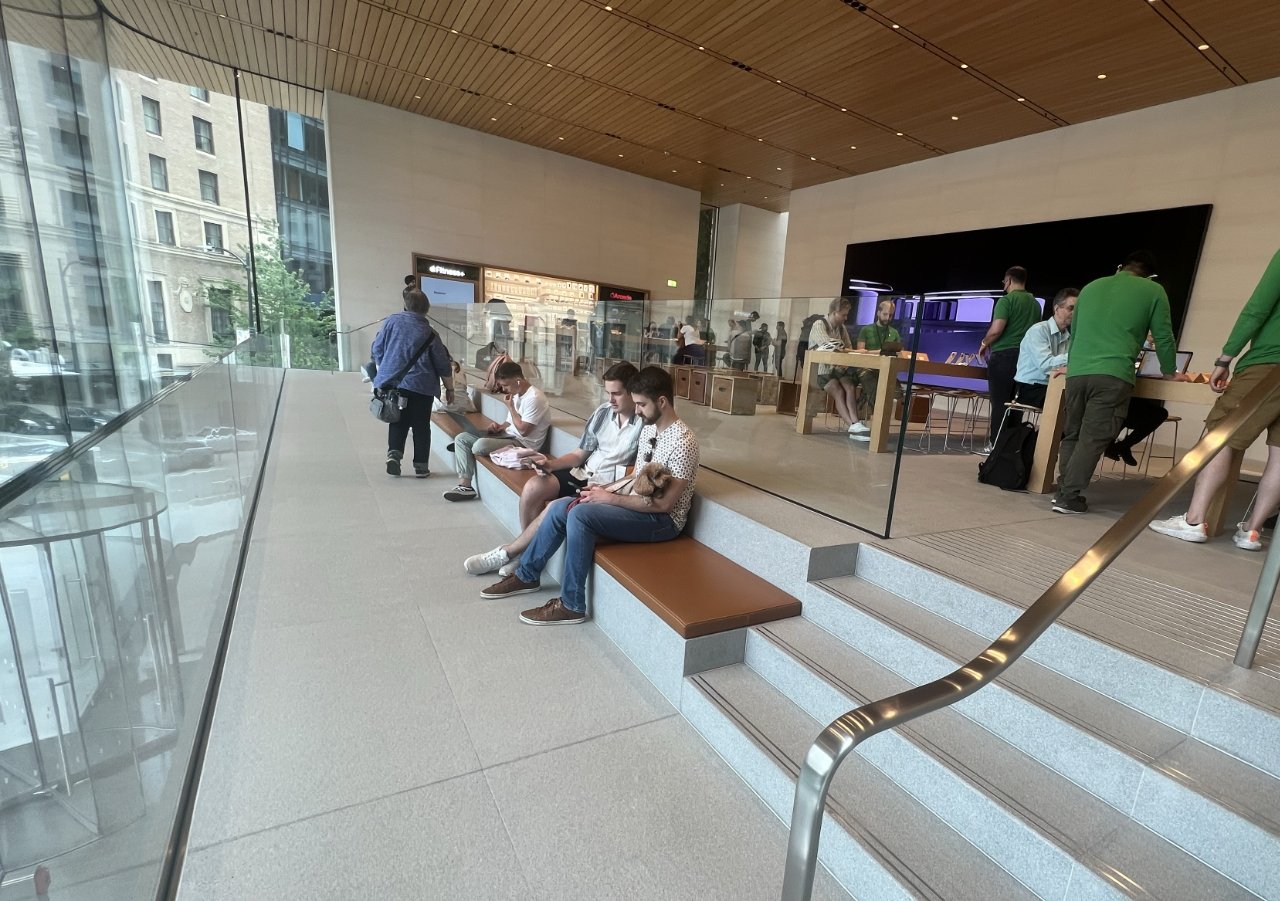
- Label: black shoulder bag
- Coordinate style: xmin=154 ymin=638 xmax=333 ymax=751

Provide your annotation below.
xmin=369 ymin=331 xmax=436 ymax=424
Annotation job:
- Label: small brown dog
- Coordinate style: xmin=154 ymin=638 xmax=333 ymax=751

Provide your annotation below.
xmin=631 ymin=462 xmax=674 ymax=498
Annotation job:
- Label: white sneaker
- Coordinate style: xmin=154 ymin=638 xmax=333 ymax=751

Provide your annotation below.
xmin=498 ymin=555 xmax=521 ymax=577
xmin=1148 ymin=514 xmax=1208 ymax=544
xmin=848 ymin=421 xmax=870 ymax=435
xmin=1233 ymin=523 xmax=1263 ymax=551
xmin=849 ymin=434 xmax=870 ymax=442
xmin=464 ymin=546 xmax=509 ymax=575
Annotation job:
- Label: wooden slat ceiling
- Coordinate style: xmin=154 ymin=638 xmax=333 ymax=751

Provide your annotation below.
xmin=93 ymin=0 xmax=1280 ymax=213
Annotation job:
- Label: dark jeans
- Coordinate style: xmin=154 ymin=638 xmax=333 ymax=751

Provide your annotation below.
xmin=386 ymin=388 xmax=434 ymax=469
xmin=776 ymin=340 xmax=788 ymax=377
xmin=1115 ymin=398 xmax=1168 ymax=450
xmin=986 ymin=348 xmax=1020 ymax=442
xmin=1056 ymin=375 xmax=1132 ymax=503
xmin=754 ymin=348 xmax=768 ymax=370
xmin=796 ymin=341 xmax=809 ymax=378
xmin=1014 ymin=381 xmax=1047 ymax=410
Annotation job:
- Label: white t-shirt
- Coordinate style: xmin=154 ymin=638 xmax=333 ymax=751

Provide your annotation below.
xmin=679 ymin=324 xmax=701 ymax=345
xmin=505 ymin=385 xmax=551 ymax=449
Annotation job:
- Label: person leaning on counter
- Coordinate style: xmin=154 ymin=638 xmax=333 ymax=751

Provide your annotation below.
xmin=848 ymin=299 xmax=903 ymax=438
xmin=978 ymin=266 xmax=1041 ymax=449
xmin=1012 ymin=288 xmax=1078 ymax=411
xmin=1052 ymin=250 xmax=1187 ymax=516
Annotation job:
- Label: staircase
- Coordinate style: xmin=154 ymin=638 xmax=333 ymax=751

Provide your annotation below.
xmin=681 ymin=542 xmax=1280 ymax=900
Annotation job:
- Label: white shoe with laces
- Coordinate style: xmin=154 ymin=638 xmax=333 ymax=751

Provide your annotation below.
xmin=1233 ymin=523 xmax=1263 ymax=551
xmin=498 ymin=556 xmax=521 ymax=577
xmin=1148 ymin=514 xmax=1208 ymax=543
xmin=464 ymin=546 xmax=509 ymax=575
xmin=848 ymin=421 xmax=870 ymax=435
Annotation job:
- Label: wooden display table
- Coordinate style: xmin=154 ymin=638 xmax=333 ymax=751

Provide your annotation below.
xmin=796 ymin=350 xmax=986 ymax=451
xmin=711 ymin=374 xmax=759 ymax=414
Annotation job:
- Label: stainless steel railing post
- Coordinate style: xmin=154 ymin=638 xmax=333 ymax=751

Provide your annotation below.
xmin=1235 ymin=532 xmax=1280 ymax=668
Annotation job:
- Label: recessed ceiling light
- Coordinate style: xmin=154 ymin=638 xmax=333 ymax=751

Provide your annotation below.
xmin=896 ymin=132 xmax=904 ymax=136
xmin=840 ymin=107 xmax=847 ymax=111
xmin=558 ymin=136 xmax=564 ymax=140
xmin=618 ymin=153 xmax=624 ymax=157
xmin=450 ymin=29 xmax=458 ymax=34
xmin=506 ymin=102 xmax=512 ymax=105
xmin=328 ymin=47 xmax=336 ymax=52
xmin=810 ymin=156 xmax=816 ymax=161
xmin=776 ymin=79 xmax=781 ymax=83
xmin=764 ymin=196 xmax=768 ymax=199
xmin=959 ymin=63 xmax=969 ymax=69
xmin=849 ymin=145 xmax=857 ymax=149
xmin=696 ymin=160 xmax=701 ymax=163
xmin=1097 ymin=73 xmax=1107 ymax=79
xmin=1016 ymin=97 xmax=1025 ymax=102
xmin=546 ymin=63 xmax=553 ymax=67
xmin=414 ymin=95 xmax=420 ymax=99
xmin=490 ymin=117 xmax=497 ymax=121
xmin=950 ymin=115 xmax=959 ymax=120
xmin=758 ymin=138 xmax=763 ymax=142
xmin=720 ymin=183 xmax=724 ymax=186
xmin=1197 ymin=43 xmax=1209 ymax=50
xmin=425 ymin=77 xmax=431 ymax=81
xmin=891 ymin=23 xmax=900 ymax=29
xmin=672 ymin=169 xmax=677 ymax=173
xmin=776 ymin=167 xmax=782 ymax=170
xmin=698 ymin=46 xmax=705 ymax=51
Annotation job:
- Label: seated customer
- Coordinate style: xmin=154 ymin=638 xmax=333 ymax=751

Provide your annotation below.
xmin=463 ymin=362 xmax=643 ymax=576
xmin=478 ymin=366 xmax=701 ymax=626
xmin=849 ymin=299 xmax=902 ymax=439
xmin=1011 ymin=287 xmax=1077 ymax=410
xmin=443 ymin=362 xmax=550 ymax=502
xmin=808 ymin=297 xmax=859 ymax=434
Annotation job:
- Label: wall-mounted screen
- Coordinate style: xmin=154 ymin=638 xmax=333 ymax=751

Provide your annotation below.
xmin=840 ymin=204 xmax=1212 ymax=340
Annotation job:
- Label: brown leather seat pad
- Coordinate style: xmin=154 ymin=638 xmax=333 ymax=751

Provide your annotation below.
xmin=431 ymin=412 xmax=536 ymax=493
xmin=595 ymin=537 xmax=801 ymax=639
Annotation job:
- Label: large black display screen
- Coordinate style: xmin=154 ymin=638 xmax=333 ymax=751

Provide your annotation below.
xmin=840 ymin=205 xmax=1212 ymax=340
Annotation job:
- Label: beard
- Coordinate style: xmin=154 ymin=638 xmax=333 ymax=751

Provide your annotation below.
xmin=640 ymin=409 xmax=661 ymax=425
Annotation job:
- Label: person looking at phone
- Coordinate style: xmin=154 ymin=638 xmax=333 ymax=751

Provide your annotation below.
xmin=443 ymin=361 xmax=549 ymax=502
xmin=478 ymin=366 xmax=700 ymax=626
xmin=463 ymin=362 xmax=643 ymax=577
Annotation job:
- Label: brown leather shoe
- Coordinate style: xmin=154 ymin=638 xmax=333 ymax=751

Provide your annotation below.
xmin=480 ymin=573 xmax=541 ymax=599
xmin=519 ymin=598 xmax=587 ymax=625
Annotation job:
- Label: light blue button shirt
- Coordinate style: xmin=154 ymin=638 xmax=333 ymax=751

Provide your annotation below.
xmin=1015 ymin=318 xmax=1071 ymax=385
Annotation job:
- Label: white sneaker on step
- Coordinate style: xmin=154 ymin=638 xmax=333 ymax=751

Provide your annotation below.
xmin=464 ymin=546 xmax=509 ymax=575
xmin=1148 ymin=514 xmax=1208 ymax=543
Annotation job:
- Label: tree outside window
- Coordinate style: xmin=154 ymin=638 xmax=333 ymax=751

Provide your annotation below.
xmin=142 ymin=96 xmax=161 ymax=134
xmin=193 ymin=116 xmax=214 ymax=153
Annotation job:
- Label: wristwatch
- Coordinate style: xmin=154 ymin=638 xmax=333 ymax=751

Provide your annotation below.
xmin=1215 ymin=357 xmax=1233 ymax=368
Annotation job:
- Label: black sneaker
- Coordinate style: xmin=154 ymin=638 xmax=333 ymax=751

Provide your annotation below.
xmin=443 ymin=485 xmax=478 ymax=502
xmin=385 ymin=456 xmax=401 ymax=477
xmin=1052 ymin=496 xmax=1088 ymax=514
xmin=414 ymin=466 xmax=430 ymax=479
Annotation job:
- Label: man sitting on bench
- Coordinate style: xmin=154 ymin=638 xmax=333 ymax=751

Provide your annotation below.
xmin=463 ymin=361 xmax=643 ymax=577
xmin=478 ymin=366 xmax=701 ymax=626
xmin=443 ymin=361 xmax=550 ymax=502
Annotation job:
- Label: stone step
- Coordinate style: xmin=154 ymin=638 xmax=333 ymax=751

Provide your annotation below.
xmin=748 ymin=616 xmax=1262 ymax=899
xmin=794 ymin=578 xmax=1278 ymax=897
xmin=851 ymin=543 xmax=1280 ymax=779
xmin=682 ymin=664 xmax=1038 ymax=901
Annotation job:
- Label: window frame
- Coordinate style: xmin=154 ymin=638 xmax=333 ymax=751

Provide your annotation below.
xmin=141 ymin=96 xmax=161 ymax=135
xmin=193 ymin=116 xmax=214 ymax=154
xmin=154 ymin=209 xmax=176 ymax=246
xmin=189 ymin=86 xmax=210 ymax=103
xmin=148 ymin=153 xmax=168 ymax=191
xmin=146 ymin=278 xmax=169 ymax=343
xmin=202 ymin=221 xmax=224 ymax=251
xmin=198 ymin=169 xmax=220 ymax=205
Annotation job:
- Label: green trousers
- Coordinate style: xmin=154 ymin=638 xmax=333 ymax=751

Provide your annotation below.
xmin=1055 ymin=374 xmax=1132 ymax=503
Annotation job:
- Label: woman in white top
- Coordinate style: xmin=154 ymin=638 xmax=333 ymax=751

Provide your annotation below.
xmin=807 ymin=297 xmax=858 ymax=430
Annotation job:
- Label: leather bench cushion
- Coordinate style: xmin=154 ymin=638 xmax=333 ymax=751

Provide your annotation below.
xmin=595 ymin=536 xmax=801 ymax=639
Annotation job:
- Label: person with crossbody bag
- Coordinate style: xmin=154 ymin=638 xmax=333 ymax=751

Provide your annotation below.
xmin=370 ymin=288 xmax=454 ymax=477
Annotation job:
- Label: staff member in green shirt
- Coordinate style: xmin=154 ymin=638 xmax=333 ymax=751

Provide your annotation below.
xmin=1053 ymin=251 xmax=1184 ymax=514
xmin=1150 ymin=248 xmax=1280 ymax=549
xmin=978 ymin=266 xmax=1040 ymax=448
xmin=847 ymin=298 xmax=902 ymax=440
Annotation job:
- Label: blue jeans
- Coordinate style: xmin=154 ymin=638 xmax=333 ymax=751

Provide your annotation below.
xmin=516 ymin=497 xmax=681 ymax=613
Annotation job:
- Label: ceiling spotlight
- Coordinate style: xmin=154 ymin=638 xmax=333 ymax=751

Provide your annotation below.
xmin=672 ymin=169 xmax=677 ymax=173
xmin=546 ymin=63 xmax=553 ymax=67
xmin=1197 ymin=43 xmax=1209 ymax=50
xmin=1097 ymin=73 xmax=1107 ymax=79
xmin=490 ymin=117 xmax=497 ymax=121
xmin=959 ymin=63 xmax=969 ymax=69
xmin=696 ymin=160 xmax=701 ymax=163
xmin=506 ymin=102 xmax=512 ymax=105
xmin=698 ymin=46 xmax=705 ymax=51
xmin=618 ymin=153 xmax=624 ymax=157
xmin=414 ymin=95 xmax=421 ymax=99
xmin=328 ymin=47 xmax=336 ymax=52
xmin=746 ymin=176 xmax=751 ymax=179
xmin=450 ymin=29 xmax=458 ymax=34
xmin=558 ymin=136 xmax=564 ymax=140
xmin=776 ymin=79 xmax=781 ymax=83
xmin=849 ymin=145 xmax=856 ymax=149
xmin=1016 ymin=97 xmax=1025 ymax=102
xmin=810 ymin=156 xmax=816 ymax=160
xmin=840 ymin=107 xmax=847 ymax=111
xmin=758 ymin=138 xmax=763 ymax=142
xmin=896 ymin=132 xmax=904 ymax=136
xmin=776 ymin=167 xmax=782 ymax=170
xmin=950 ymin=115 xmax=959 ymax=120
xmin=891 ymin=23 xmax=900 ymax=29
xmin=720 ymin=183 xmax=724 ymax=186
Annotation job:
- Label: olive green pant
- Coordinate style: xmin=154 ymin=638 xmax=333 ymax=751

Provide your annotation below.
xmin=1055 ymin=374 xmax=1132 ymax=503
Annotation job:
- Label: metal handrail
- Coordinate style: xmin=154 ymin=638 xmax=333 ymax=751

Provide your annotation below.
xmin=781 ymin=366 xmax=1280 ymax=901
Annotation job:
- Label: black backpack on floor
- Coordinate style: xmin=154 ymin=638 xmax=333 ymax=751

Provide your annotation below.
xmin=978 ymin=422 xmax=1037 ymax=491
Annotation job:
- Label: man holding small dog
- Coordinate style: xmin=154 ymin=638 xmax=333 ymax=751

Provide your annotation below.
xmin=478 ymin=366 xmax=700 ymax=626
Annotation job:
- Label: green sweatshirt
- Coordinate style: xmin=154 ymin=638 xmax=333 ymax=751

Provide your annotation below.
xmin=1067 ymin=271 xmax=1175 ymax=384
xmin=1222 ymin=249 xmax=1280 ymax=373
xmin=991 ymin=290 xmax=1040 ymax=351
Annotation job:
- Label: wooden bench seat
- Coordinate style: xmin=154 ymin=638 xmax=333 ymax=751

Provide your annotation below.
xmin=595 ymin=537 xmax=801 ymax=638
xmin=434 ymin=407 xmax=803 ymax=641
xmin=431 ymin=411 xmax=537 ymax=494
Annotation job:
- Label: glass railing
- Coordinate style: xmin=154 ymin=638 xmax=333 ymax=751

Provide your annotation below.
xmin=342 ymin=294 xmax=987 ymax=537
xmin=0 ymin=337 xmax=283 ymax=899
